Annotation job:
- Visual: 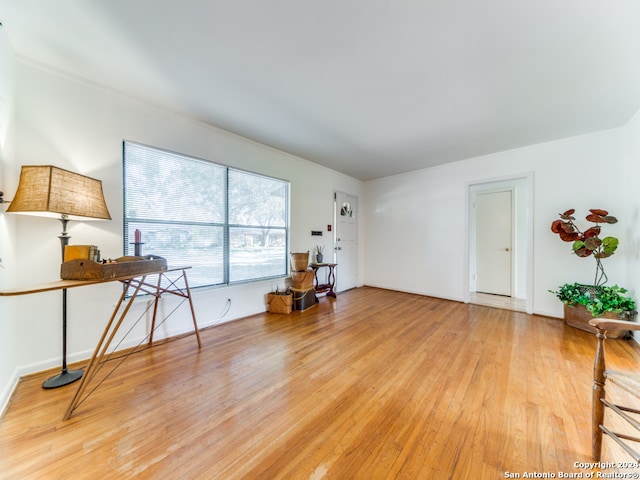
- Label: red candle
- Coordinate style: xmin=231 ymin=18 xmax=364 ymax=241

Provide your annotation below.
xmin=135 ymin=229 xmax=141 ymax=243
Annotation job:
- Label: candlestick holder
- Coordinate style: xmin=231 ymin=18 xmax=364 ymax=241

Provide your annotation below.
xmin=130 ymin=242 xmax=144 ymax=257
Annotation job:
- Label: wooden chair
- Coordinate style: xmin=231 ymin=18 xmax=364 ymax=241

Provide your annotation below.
xmin=590 ymin=318 xmax=640 ymax=461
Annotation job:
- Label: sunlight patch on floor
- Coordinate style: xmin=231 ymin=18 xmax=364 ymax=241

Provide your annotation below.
xmin=309 ymin=463 xmax=328 ymax=480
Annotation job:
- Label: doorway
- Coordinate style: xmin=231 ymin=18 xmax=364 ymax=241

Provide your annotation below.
xmin=475 ymin=189 xmax=513 ymax=296
xmin=467 ymin=175 xmax=533 ymax=314
xmin=334 ymin=191 xmax=358 ymax=292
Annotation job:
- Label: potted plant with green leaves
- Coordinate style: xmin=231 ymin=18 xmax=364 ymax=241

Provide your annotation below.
xmin=549 ymin=209 xmax=636 ymax=336
xmin=314 ymin=245 xmax=325 ymax=264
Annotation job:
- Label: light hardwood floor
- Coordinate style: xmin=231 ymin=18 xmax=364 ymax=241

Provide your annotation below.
xmin=1 ymin=287 xmax=640 ymax=479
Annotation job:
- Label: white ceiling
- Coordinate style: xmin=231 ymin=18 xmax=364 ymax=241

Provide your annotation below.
xmin=1 ymin=1 xmax=640 ymax=180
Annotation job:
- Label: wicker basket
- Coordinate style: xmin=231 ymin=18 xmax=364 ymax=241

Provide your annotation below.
xmin=267 ymin=292 xmax=293 ymax=314
xmin=291 ymin=287 xmax=317 ymax=311
xmin=291 ymin=270 xmax=315 ymax=290
xmin=290 ymin=251 xmax=309 ymax=272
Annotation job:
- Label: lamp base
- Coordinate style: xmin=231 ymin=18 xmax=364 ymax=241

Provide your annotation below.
xmin=42 ymin=369 xmax=83 ymax=389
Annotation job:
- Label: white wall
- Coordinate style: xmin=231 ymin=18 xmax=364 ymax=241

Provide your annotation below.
xmin=364 ymin=128 xmax=629 ymax=318
xmin=624 ymin=107 xmax=640 ymax=304
xmin=0 ymin=25 xmax=19 ymax=414
xmin=0 ymin=57 xmax=364 ymax=411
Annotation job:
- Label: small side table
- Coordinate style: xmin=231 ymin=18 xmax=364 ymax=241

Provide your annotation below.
xmin=310 ymin=263 xmax=337 ymax=298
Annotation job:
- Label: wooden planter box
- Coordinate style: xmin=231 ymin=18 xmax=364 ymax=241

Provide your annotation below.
xmin=564 ymin=304 xmax=634 ymax=339
xmin=61 ymin=256 xmax=167 ymax=280
xmin=267 ymin=293 xmax=293 ymax=314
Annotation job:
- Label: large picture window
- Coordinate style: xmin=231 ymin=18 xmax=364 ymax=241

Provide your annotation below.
xmin=123 ymin=141 xmax=289 ymax=288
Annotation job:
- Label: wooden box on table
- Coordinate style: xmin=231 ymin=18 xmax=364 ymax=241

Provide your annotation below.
xmin=61 ymin=256 xmax=167 ymax=280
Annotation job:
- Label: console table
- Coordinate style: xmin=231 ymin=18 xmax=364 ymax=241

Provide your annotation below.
xmin=1 ymin=266 xmax=200 ymax=420
xmin=310 ymin=263 xmax=337 ymax=298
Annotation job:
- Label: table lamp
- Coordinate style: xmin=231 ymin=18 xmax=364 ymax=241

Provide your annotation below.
xmin=7 ymin=165 xmax=111 ymax=388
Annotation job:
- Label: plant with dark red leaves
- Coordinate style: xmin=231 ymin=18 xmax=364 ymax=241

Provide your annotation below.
xmin=551 ymin=209 xmax=619 ymax=286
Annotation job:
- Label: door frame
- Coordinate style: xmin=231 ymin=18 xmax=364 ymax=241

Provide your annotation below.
xmin=464 ymin=172 xmax=534 ymax=314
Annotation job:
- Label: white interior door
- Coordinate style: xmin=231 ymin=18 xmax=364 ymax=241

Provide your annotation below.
xmin=334 ymin=191 xmax=358 ymax=292
xmin=475 ymin=190 xmax=512 ymax=296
